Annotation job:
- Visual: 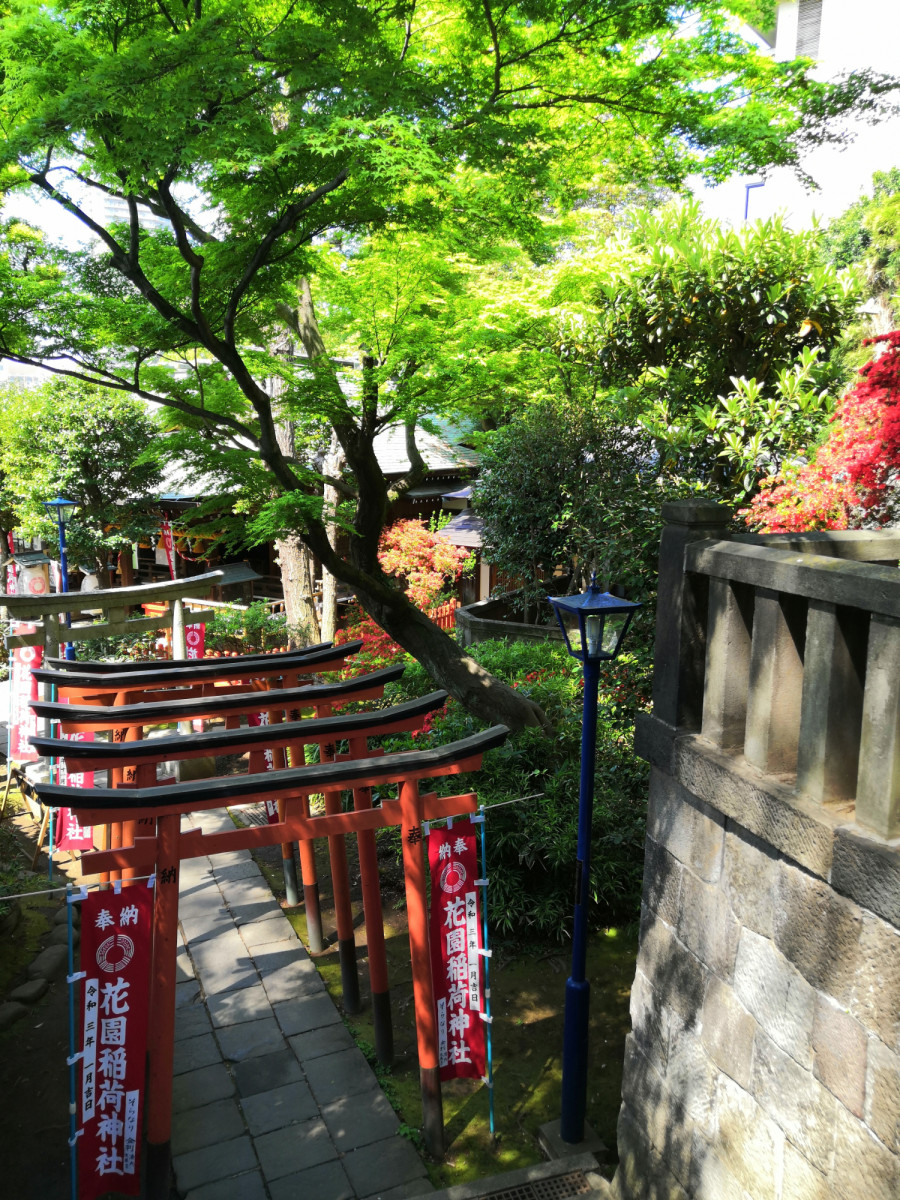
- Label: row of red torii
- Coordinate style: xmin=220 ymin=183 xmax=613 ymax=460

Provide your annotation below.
xmin=29 ymin=639 xmax=509 ymax=1198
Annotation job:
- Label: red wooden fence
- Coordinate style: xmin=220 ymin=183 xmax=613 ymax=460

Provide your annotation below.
xmin=428 ymin=598 xmax=459 ymax=630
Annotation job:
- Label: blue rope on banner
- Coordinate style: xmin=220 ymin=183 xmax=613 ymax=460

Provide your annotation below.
xmin=48 ymin=678 xmax=58 ymax=882
xmin=66 ymin=885 xmax=78 ymax=1200
xmin=474 ymin=805 xmax=496 ymax=1139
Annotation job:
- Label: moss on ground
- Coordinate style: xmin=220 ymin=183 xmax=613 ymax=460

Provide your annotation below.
xmin=0 ymin=793 xmax=58 ymax=996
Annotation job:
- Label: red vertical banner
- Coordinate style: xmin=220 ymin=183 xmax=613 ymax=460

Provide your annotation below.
xmin=248 ymin=711 xmax=279 ymax=822
xmin=159 ymin=520 xmax=175 ymax=580
xmin=6 ymin=533 xmax=16 ymax=594
xmin=78 ymin=886 xmax=153 ymax=1200
xmin=10 ymin=629 xmax=42 ymax=762
xmin=185 ymin=622 xmax=205 ymax=660
xmin=56 ymin=731 xmax=96 ymax=853
xmin=186 ymin=622 xmax=207 ymax=731
xmin=428 ymin=819 xmax=486 ymax=1081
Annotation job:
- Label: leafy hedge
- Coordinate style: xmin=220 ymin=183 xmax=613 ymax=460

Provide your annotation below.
xmin=374 ymin=636 xmax=652 ymax=942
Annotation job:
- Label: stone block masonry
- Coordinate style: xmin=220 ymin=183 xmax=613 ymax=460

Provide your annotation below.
xmin=612 ymin=502 xmax=900 ymax=1200
xmin=614 ymin=725 xmax=900 ymax=1200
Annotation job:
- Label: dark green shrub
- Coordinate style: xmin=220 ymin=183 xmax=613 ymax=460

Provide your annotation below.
xmin=205 ymin=601 xmax=304 ymax=653
xmin=377 ymin=636 xmax=651 ymax=942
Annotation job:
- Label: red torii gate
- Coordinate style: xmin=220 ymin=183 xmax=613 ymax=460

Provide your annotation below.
xmin=35 ymin=681 xmax=446 ymax=1058
xmin=34 ymin=724 xmax=508 ymax=1197
xmin=32 ymin=642 xmax=364 ymax=936
xmin=34 ymin=659 xmax=406 ymax=984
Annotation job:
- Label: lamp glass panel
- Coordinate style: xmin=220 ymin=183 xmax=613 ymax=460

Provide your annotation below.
xmin=556 ymin=608 xmax=582 ymax=657
xmin=584 ymin=613 xmax=604 ymax=658
xmin=602 ymin=613 xmax=627 ymax=657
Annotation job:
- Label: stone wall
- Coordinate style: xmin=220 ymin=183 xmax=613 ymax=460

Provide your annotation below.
xmin=612 ymin=502 xmax=900 ymax=1200
xmin=455 ymin=595 xmax=564 ymax=649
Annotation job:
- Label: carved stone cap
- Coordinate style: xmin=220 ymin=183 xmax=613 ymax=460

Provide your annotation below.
xmin=661 ymin=498 xmax=733 ymax=528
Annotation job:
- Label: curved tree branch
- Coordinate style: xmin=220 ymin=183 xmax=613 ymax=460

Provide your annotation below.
xmin=223 ymin=166 xmax=351 ymax=344
xmin=0 ymin=350 xmax=260 ymax=443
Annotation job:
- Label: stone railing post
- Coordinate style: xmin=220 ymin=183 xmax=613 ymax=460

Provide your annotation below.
xmin=796 ymin=600 xmax=867 ymax=805
xmin=856 ymin=613 xmax=900 ymax=839
xmin=701 ymin=576 xmax=754 ymax=751
xmin=651 ymin=499 xmax=732 ymax=732
xmin=744 ymin=589 xmax=806 ymax=775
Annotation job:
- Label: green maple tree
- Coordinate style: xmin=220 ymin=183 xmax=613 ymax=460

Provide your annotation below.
xmin=0 ymin=0 xmax=895 ymax=728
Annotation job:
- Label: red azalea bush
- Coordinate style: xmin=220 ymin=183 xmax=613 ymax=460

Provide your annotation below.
xmin=335 ymin=518 xmax=472 ymax=672
xmin=336 ymin=605 xmax=403 ymax=673
xmin=377 ymin=518 xmax=471 ymax=609
xmin=744 ymin=331 xmax=900 ymax=532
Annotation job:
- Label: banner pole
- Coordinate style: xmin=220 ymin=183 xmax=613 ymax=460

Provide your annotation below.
xmin=476 ymin=805 xmax=496 ymax=1140
xmin=66 ymin=885 xmax=78 ymax=1200
xmin=146 ymin=814 xmax=180 ymax=1200
xmin=48 ymin=678 xmax=58 ymax=881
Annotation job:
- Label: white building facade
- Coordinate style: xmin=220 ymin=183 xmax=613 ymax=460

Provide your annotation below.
xmin=699 ymin=0 xmax=900 ymax=227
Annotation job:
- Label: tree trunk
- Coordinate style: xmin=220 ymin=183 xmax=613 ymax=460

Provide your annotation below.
xmin=350 ymin=570 xmax=551 ymax=733
xmin=118 ymin=547 xmax=135 ymax=615
xmin=272 ymin=348 xmax=322 ymax=646
xmin=275 ymin=535 xmax=320 ymax=645
xmin=320 ymin=431 xmax=344 ymax=643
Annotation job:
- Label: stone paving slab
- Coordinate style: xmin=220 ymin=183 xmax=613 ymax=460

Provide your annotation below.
xmin=185 ymin=1171 xmax=268 ymax=1200
xmin=322 ymin=1091 xmax=402 ymax=1151
xmin=173 ymin=1031 xmax=223 ymax=1075
xmin=288 ymin=1022 xmax=356 ymax=1061
xmin=207 ymin=983 xmax=275 ymax=1029
xmin=219 ymin=877 xmax=277 ymax=908
xmin=230 ymin=900 xmax=285 ymax=926
xmin=304 ymin=1046 xmax=385 ymax=1104
xmin=171 ymin=1098 xmax=246 ymax=1157
xmin=180 ymin=908 xmax=235 ymax=945
xmin=214 ymin=859 xmax=265 ymax=883
xmin=343 ymin=1139 xmax=432 ymax=1196
xmin=190 ymin=927 xmax=259 ymax=994
xmin=175 ymin=979 xmax=203 ymax=1008
xmin=255 ymin=1116 xmax=337 ymax=1181
xmin=172 ymin=1134 xmax=258 ymax=1193
xmin=262 ymin=960 xmax=327 ymax=1005
xmin=176 ymin=944 xmax=196 ymax=981
xmin=216 ymin=1015 xmax=287 ymax=1063
xmin=238 ymin=917 xmax=299 ymax=952
xmin=172 ymin=1062 xmax=236 ymax=1113
xmin=239 ymin=1080 xmax=320 ymax=1137
xmin=253 ymin=944 xmax=313 ymax=975
xmin=361 ymin=1183 xmax=435 ymax=1200
xmin=268 ymin=1157 xmax=356 ymax=1200
xmin=171 ymin=808 xmax=441 ymax=1199
xmin=173 ymin=1004 xmax=212 ymax=1042
xmin=273 ymin=991 xmax=341 ymax=1036
xmin=233 ymin=1048 xmax=305 ymax=1098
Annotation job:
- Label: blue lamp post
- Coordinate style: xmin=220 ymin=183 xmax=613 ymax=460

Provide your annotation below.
xmin=548 ymin=576 xmax=641 ymax=1144
xmin=43 ymin=496 xmax=78 ymax=661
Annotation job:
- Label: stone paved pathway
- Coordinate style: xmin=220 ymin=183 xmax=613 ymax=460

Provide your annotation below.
xmin=171 ymin=807 xmax=434 ymax=1200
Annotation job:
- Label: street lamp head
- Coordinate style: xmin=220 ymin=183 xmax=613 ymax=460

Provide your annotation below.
xmin=43 ymin=496 xmax=78 ymax=525
xmin=548 ymin=575 xmax=642 ymax=664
